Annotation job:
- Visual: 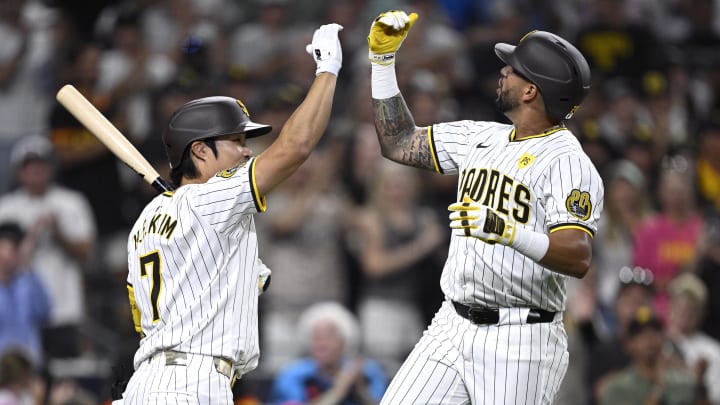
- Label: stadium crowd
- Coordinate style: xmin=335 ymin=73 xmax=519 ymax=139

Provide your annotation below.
xmin=1 ymin=0 xmax=720 ymax=403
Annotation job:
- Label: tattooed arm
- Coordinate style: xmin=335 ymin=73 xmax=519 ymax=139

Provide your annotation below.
xmin=372 ymin=95 xmax=436 ymax=171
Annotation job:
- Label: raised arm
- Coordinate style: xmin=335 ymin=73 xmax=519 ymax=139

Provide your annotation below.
xmin=254 ymin=24 xmax=343 ymax=196
xmin=372 ymin=96 xmax=436 ymax=170
xmin=368 ymin=11 xmax=436 ymax=171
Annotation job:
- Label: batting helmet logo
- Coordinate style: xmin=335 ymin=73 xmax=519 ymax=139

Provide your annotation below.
xmin=236 ymin=100 xmax=250 ymax=117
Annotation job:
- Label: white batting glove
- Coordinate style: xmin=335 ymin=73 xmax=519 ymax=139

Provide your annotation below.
xmin=448 ymin=197 xmax=517 ymax=245
xmin=305 ymin=23 xmax=343 ymax=76
xmin=368 ymin=10 xmax=418 ymax=65
xmin=257 ymin=258 xmax=271 ymax=295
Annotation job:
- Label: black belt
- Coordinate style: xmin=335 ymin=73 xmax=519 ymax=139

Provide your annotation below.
xmin=452 ymin=301 xmax=556 ymax=325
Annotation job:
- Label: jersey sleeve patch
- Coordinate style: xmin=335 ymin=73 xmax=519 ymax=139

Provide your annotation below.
xmin=249 ymin=158 xmax=266 ymax=212
xmin=565 ymin=189 xmax=592 ymax=220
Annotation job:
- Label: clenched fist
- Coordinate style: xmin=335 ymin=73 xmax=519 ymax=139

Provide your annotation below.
xmin=368 ymin=10 xmax=418 ymax=65
xmin=306 ymin=23 xmax=344 ymax=76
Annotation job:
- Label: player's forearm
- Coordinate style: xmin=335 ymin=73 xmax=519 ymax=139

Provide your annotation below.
xmin=281 ymin=73 xmax=337 ymax=159
xmin=537 ymin=230 xmax=592 ymax=278
xmin=257 ymin=73 xmax=337 ymax=192
xmin=371 ymin=96 xmax=436 ymax=170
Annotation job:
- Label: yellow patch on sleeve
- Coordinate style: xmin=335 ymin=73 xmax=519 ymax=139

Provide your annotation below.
xmin=565 ymin=189 xmax=592 ymax=220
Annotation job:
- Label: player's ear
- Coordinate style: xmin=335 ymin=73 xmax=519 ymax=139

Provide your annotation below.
xmin=522 ymin=84 xmax=538 ymax=101
xmin=190 ymin=140 xmax=208 ymax=162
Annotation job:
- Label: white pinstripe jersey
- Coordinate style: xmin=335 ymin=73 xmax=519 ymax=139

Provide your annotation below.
xmin=126 ymin=157 xmax=265 ymax=370
xmin=429 ymin=120 xmax=604 ymax=311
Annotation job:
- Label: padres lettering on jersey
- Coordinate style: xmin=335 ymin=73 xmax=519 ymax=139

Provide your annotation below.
xmin=429 ymin=120 xmax=604 ymax=311
xmin=126 ymin=157 xmax=266 ymax=370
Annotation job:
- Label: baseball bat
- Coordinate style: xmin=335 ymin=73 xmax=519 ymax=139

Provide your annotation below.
xmin=56 ymin=84 xmax=173 ymax=193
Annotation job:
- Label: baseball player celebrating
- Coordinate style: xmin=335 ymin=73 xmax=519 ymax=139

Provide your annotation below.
xmin=368 ymin=11 xmax=604 ymax=405
xmin=115 ymin=23 xmax=343 ymax=404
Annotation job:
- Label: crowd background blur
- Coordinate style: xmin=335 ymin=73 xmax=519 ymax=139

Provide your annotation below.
xmin=2 ymin=0 xmax=720 ymax=403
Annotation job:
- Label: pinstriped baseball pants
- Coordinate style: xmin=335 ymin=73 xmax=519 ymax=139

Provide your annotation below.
xmin=381 ymin=300 xmax=569 ymax=405
xmin=118 ymin=352 xmax=234 ymax=404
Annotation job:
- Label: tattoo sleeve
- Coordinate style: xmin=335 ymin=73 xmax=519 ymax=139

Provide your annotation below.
xmin=372 ymin=95 xmax=436 ymax=171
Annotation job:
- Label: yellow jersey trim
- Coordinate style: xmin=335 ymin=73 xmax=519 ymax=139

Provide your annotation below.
xmin=549 ymin=224 xmax=594 ymax=238
xmin=509 ymin=126 xmax=566 ymax=142
xmin=250 ymin=157 xmax=267 ymax=212
xmin=427 ymin=126 xmax=443 ymax=174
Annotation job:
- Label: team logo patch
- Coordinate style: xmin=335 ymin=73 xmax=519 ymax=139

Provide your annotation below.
xmin=565 ymin=189 xmax=592 ymax=220
xmin=518 ymin=153 xmax=536 ymax=169
xmin=216 ymin=162 xmax=246 ymax=178
xmin=236 ymin=99 xmax=250 ymax=117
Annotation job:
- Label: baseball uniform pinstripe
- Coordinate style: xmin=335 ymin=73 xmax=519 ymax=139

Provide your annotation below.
xmin=381 ymin=121 xmax=603 ymax=405
xmin=121 ymin=157 xmax=265 ymax=404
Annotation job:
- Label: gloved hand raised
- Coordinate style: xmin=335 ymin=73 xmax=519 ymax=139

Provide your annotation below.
xmin=368 ymin=10 xmax=418 ymax=65
xmin=306 ymin=23 xmax=343 ymax=76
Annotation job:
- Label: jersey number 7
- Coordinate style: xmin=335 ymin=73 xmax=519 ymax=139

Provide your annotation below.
xmin=139 ymin=251 xmax=163 ymax=323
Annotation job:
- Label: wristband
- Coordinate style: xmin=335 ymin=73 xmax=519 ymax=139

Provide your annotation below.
xmin=510 ymin=227 xmax=549 ymax=262
xmin=371 ymin=63 xmax=400 ymax=99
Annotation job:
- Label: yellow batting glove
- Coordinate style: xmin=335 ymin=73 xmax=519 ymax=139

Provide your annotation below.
xmin=368 ymin=10 xmax=418 ymax=65
xmin=448 ymin=197 xmax=517 ymax=245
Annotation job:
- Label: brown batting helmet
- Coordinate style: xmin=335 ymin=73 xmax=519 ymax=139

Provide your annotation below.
xmin=162 ymin=96 xmax=272 ymax=168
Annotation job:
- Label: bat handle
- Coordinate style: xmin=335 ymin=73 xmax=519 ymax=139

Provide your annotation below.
xmin=151 ymin=177 xmax=174 ymax=193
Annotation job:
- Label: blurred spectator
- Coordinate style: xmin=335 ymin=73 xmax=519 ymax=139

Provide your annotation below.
xmin=586 ymin=266 xmax=655 ymax=403
xmin=379 ymin=0 xmax=473 ymax=100
xmin=596 ymin=80 xmax=653 ymax=154
xmin=633 ymin=155 xmax=704 ymax=320
xmin=0 ymin=0 xmax=56 ymax=194
xmin=46 ymin=379 xmax=97 ymax=405
xmin=352 ymin=160 xmax=444 ymax=375
xmin=0 ymin=135 xmax=95 ymax=359
xmin=0 ymin=222 xmax=51 ymax=365
xmin=599 ymin=307 xmax=702 ymax=405
xmin=256 ymin=149 xmax=352 ymax=373
xmin=641 ymin=70 xmax=691 ymax=157
xmin=666 ymin=273 xmax=720 ymax=404
xmin=696 ymin=122 xmax=720 ymax=215
xmin=574 ymin=0 xmax=668 ymax=83
xmin=226 ymin=0 xmax=298 ymax=82
xmin=269 ymin=302 xmax=387 ymax=405
xmin=48 ymin=43 xmax=128 ymax=271
xmin=592 ymin=160 xmax=652 ymax=322
xmin=679 ymin=0 xmax=720 ymax=72
xmin=0 ymin=349 xmax=45 ymax=405
xmin=139 ymin=0 xmax=210 ymax=57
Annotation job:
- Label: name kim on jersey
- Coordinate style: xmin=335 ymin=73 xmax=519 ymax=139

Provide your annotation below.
xmin=133 ymin=213 xmax=178 ymax=248
xmin=458 ymin=168 xmax=531 ymax=223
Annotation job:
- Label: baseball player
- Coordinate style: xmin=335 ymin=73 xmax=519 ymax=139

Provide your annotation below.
xmin=367 ymin=11 xmax=604 ymax=405
xmin=114 ymin=23 xmax=343 ymax=404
